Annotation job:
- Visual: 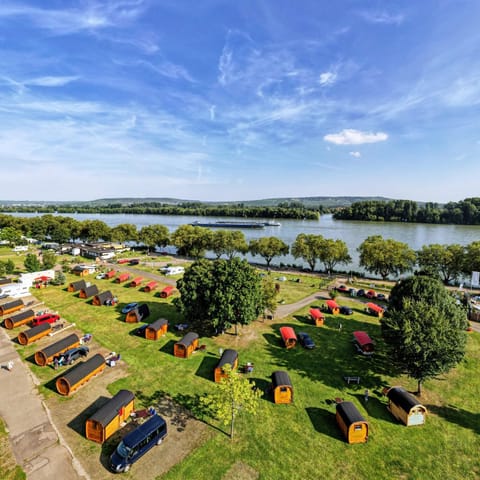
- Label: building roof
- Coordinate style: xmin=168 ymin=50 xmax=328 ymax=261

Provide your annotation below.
xmin=271 ymin=370 xmax=292 ymax=388
xmin=147 ymin=318 xmax=168 ymax=332
xmin=279 ymin=326 xmax=297 ymax=341
xmin=176 ymin=332 xmax=199 ymax=347
xmin=387 ymin=387 xmax=426 ymax=413
xmin=88 ymin=390 xmax=135 ymax=427
xmin=39 ymin=334 xmax=80 ymax=359
xmin=60 ymin=354 xmax=105 ymax=386
xmin=336 ymin=401 xmax=367 ymax=426
xmin=353 ymin=331 xmax=373 ymax=347
xmin=217 ymin=349 xmax=238 ymax=369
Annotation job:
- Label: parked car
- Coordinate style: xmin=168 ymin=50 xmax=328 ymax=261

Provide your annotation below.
xmin=365 ymin=290 xmax=376 ymax=299
xmin=376 ymin=293 xmax=388 ymax=301
xmin=129 ymin=259 xmax=140 ymax=265
xmin=298 ymin=332 xmax=315 ymax=349
xmin=340 ymin=306 xmax=353 ymax=315
xmin=357 ymin=289 xmax=365 ymax=297
xmin=121 ymin=302 xmax=139 ymax=314
xmin=336 ymin=285 xmax=349 ymax=293
xmin=58 ymin=346 xmax=89 ymax=365
xmin=96 ymin=273 xmax=107 ymax=280
xmin=31 ymin=313 xmax=60 ymax=327
xmin=348 ymin=288 xmax=357 ymax=297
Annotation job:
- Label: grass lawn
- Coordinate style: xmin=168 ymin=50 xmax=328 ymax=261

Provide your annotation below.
xmin=5 ymin=266 xmax=480 ymax=480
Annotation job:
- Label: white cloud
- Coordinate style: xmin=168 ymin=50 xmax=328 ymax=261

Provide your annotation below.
xmin=324 ymin=129 xmax=388 ymax=145
xmin=209 ymin=105 xmax=216 ymax=121
xmin=319 ymin=71 xmax=337 ymax=86
xmin=349 ymin=151 xmax=361 ymax=158
xmin=360 ymin=11 xmax=405 ymax=25
xmin=25 ymin=76 xmax=80 ymax=87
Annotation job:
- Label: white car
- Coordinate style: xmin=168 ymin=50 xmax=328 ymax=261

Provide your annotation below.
xmin=96 ymin=273 xmax=107 ymax=280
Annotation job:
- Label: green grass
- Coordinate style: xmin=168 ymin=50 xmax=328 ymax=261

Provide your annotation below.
xmin=9 ymin=271 xmax=480 ymax=480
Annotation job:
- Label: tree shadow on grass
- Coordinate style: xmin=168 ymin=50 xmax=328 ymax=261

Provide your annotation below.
xmin=293 ymin=314 xmax=314 ymax=326
xmin=194 ymin=355 xmax=218 ymax=381
xmin=159 ymin=339 xmax=177 ymax=356
xmin=67 ymin=395 xmax=110 ymax=437
xmin=350 ymin=393 xmax=396 ymax=424
xmin=427 ymin=404 xmax=480 ymax=434
xmin=305 ymin=407 xmax=344 ymax=441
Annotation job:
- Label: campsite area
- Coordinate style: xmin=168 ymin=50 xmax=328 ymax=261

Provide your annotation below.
xmin=1 ymin=251 xmax=480 ymax=480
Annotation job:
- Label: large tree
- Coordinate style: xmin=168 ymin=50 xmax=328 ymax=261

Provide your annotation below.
xmin=416 ymin=244 xmax=465 ymax=284
xmin=381 ymin=275 xmax=468 ymax=395
xmin=41 ymin=250 xmax=57 ymax=269
xmin=358 ymin=235 xmax=416 ymax=280
xmin=209 ymin=230 xmax=248 ymax=259
xmin=463 ymin=241 xmax=480 ymax=276
xmin=318 ymin=238 xmax=351 ymax=275
xmin=290 ymin=233 xmax=323 ymax=271
xmin=0 ymin=226 xmax=23 ymax=246
xmin=138 ymin=225 xmax=169 ymax=252
xmin=111 ymin=223 xmax=138 ymax=243
xmin=171 ymin=225 xmax=212 ymax=259
xmin=249 ymin=237 xmax=289 ymax=270
xmin=24 ymin=253 xmax=42 ymax=272
xmin=175 ymin=258 xmax=263 ymax=335
xmin=78 ymin=220 xmax=111 ymax=242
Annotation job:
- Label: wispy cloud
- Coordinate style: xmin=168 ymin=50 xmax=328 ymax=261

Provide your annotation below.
xmin=349 ymin=151 xmax=361 ymax=158
xmin=209 ymin=105 xmax=216 ymax=121
xmin=324 ymin=129 xmax=388 ymax=145
xmin=359 ymin=10 xmax=405 ymax=25
xmin=319 ymin=71 xmax=337 ymax=86
xmin=25 ymin=76 xmax=80 ymax=87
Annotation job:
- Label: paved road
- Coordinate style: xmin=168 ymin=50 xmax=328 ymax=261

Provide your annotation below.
xmin=0 ymin=328 xmax=89 ymax=480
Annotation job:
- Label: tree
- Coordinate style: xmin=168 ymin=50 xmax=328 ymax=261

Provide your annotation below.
xmin=463 ymin=241 xmax=480 ymax=276
xmin=111 ymin=223 xmax=138 ymax=243
xmin=260 ymin=274 xmax=279 ymax=318
xmin=78 ymin=220 xmax=111 ymax=242
xmin=175 ymin=258 xmax=263 ymax=335
xmin=381 ymin=275 xmax=468 ymax=395
xmin=249 ymin=237 xmax=289 ymax=270
xmin=138 ymin=225 xmax=169 ymax=252
xmin=291 ymin=233 xmax=323 ymax=271
xmin=24 ymin=253 xmax=42 ymax=272
xmin=171 ymin=225 xmax=212 ymax=259
xmin=42 ymin=250 xmax=57 ymax=269
xmin=51 ymin=270 xmax=66 ymax=285
xmin=209 ymin=230 xmax=248 ymax=259
xmin=0 ymin=226 xmax=23 ymax=246
xmin=318 ymin=238 xmax=351 ymax=275
xmin=201 ymin=365 xmax=261 ymax=439
xmin=358 ymin=235 xmax=416 ymax=280
xmin=4 ymin=259 xmax=15 ymax=274
xmin=416 ymin=244 xmax=465 ymax=284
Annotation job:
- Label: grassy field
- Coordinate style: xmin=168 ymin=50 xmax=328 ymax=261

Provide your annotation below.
xmin=3 ymin=255 xmax=480 ymax=479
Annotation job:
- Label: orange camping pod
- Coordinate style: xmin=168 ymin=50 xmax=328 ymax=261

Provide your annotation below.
xmin=17 ymin=323 xmax=52 ymax=345
xmin=115 ymin=273 xmax=130 ymax=283
xmin=309 ymin=308 xmax=324 ymax=326
xmin=336 ymin=401 xmax=369 ymax=444
xmin=174 ymin=332 xmax=199 ymax=358
xmin=67 ymin=279 xmax=87 ymax=292
xmin=145 ymin=318 xmax=168 ymax=340
xmin=56 ymin=354 xmax=106 ymax=396
xmin=0 ymin=299 xmax=24 ymax=316
xmin=4 ymin=309 xmax=35 ymax=329
xmin=271 ymin=371 xmax=293 ymax=404
xmin=34 ymin=333 xmax=80 ymax=366
xmin=365 ymin=302 xmax=384 ymax=318
xmin=214 ymin=349 xmax=239 ymax=382
xmin=79 ymin=285 xmax=99 ymax=299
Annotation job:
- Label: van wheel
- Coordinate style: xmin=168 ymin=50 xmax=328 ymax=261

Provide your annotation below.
xmin=156 ymin=438 xmax=163 ymax=445
xmin=124 ymin=464 xmax=130 ymax=472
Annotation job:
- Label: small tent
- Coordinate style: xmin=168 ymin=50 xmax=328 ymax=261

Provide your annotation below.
xmin=143 ymin=281 xmax=158 ymax=293
xmin=160 ymin=286 xmax=175 ymax=298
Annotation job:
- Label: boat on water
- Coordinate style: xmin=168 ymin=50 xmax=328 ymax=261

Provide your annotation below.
xmin=190 ymin=221 xmax=266 ymax=229
xmin=263 ymin=220 xmax=281 ymax=226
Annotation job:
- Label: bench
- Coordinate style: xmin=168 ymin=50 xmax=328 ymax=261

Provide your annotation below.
xmin=343 ymin=376 xmax=361 ymax=384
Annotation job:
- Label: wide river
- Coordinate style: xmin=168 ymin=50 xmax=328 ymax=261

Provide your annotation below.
xmin=9 ymin=212 xmax=480 ymax=276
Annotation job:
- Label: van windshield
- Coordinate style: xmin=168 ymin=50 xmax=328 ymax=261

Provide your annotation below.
xmin=116 ymin=441 xmax=132 ymax=458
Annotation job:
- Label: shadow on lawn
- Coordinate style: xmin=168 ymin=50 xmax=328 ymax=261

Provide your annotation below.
xmin=305 ymin=407 xmax=344 ymax=442
xmin=263 ymin=317 xmax=394 ymax=391
xmin=67 ymin=395 xmax=110 ymax=437
xmin=194 ymin=355 xmax=218 ymax=381
xmin=427 ymin=404 xmax=480 ymax=434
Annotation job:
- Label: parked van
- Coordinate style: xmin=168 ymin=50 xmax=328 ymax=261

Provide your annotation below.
xmin=110 ymin=414 xmax=167 ymax=473
xmin=160 ymin=266 xmax=184 ymax=275
xmin=0 ymin=283 xmax=30 ymax=298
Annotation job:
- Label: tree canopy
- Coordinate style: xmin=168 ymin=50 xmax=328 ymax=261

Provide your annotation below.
xmin=416 ymin=244 xmax=465 ymax=284
xmin=175 ymin=258 xmax=263 ymax=335
xmin=249 ymin=237 xmax=289 ymax=269
xmin=358 ymin=235 xmax=416 ymax=280
xmin=138 ymin=224 xmax=169 ymax=252
xmin=209 ymin=230 xmax=248 ymax=259
xmin=171 ymin=225 xmax=212 ymax=259
xmin=381 ymin=275 xmax=468 ymax=395
xmin=290 ymin=233 xmax=323 ymax=271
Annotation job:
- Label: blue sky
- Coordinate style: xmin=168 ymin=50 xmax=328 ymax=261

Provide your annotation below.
xmin=1 ymin=0 xmax=479 ymax=202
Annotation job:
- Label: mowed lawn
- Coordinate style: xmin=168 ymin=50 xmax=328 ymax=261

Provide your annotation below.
xmin=12 ymin=272 xmax=480 ymax=480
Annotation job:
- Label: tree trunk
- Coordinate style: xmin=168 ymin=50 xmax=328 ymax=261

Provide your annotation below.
xmin=235 ymin=323 xmax=238 ymax=336
xmin=230 ymin=399 xmax=235 ymax=439
xmin=417 ymin=380 xmax=422 ymax=396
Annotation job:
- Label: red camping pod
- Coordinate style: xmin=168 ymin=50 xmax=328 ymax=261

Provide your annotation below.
xmin=115 ymin=273 xmax=130 ymax=283
xmin=143 ymin=281 xmax=158 ymax=293
xmin=279 ymin=326 xmax=297 ymax=349
xmin=365 ymin=302 xmax=384 ymax=318
xmin=160 ymin=286 xmax=174 ymax=298
xmin=325 ymin=300 xmax=340 ymax=315
xmin=353 ymin=331 xmax=375 ymax=356
xmin=309 ymin=308 xmax=324 ymax=326
xmin=130 ymin=277 xmax=143 ymax=287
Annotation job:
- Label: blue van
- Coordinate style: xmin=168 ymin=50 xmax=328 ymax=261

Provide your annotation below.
xmin=110 ymin=414 xmax=167 ymax=473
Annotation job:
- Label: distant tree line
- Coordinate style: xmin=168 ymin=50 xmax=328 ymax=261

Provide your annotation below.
xmin=0 ymin=202 xmax=322 ymax=220
xmin=1 ymin=213 xmax=479 ymax=281
xmin=333 ymin=197 xmax=480 ymax=225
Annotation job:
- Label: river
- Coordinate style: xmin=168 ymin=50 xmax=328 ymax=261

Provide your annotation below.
xmin=8 ymin=212 xmax=480 ymax=276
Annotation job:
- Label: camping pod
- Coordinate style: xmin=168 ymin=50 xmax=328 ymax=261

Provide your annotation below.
xmin=0 ymin=299 xmax=24 ymax=316
xmin=353 ymin=331 xmax=375 ymax=356
xmin=105 ymin=270 xmax=116 ymax=279
xmin=17 ymin=323 xmax=52 ymax=345
xmin=174 ymin=332 xmax=199 ymax=358
xmin=79 ymin=285 xmax=99 ymax=299
xmin=214 ymin=349 xmax=239 ymax=382
xmin=68 ymin=279 xmax=87 ymax=292
xmin=160 ymin=286 xmax=174 ymax=298
xmin=34 ymin=333 xmax=80 ymax=366
xmin=56 ymin=354 xmax=106 ymax=396
xmin=271 ymin=371 xmax=293 ymax=404
xmin=143 ymin=281 xmax=158 ymax=293
xmin=279 ymin=326 xmax=297 ymax=349
xmin=365 ymin=302 xmax=384 ymax=318
xmin=145 ymin=318 xmax=168 ymax=340
xmin=125 ymin=304 xmax=150 ymax=323
xmin=386 ymin=387 xmax=427 ymax=426
xmin=93 ymin=291 xmax=114 ymax=306
xmin=336 ymin=401 xmax=369 ymax=444
xmin=309 ymin=308 xmax=324 ymax=326
xmin=85 ymin=390 xmax=135 ymax=443
xmin=130 ymin=277 xmax=143 ymax=288
xmin=115 ymin=273 xmax=130 ymax=283
xmin=325 ymin=300 xmax=340 ymax=315
xmin=4 ymin=309 xmax=35 ymax=329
